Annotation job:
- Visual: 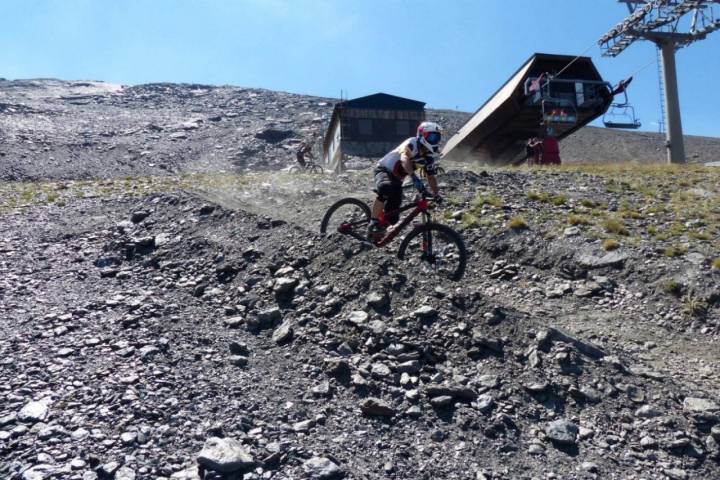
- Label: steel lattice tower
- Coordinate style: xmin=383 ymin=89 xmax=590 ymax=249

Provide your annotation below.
xmin=599 ymin=1 xmax=720 ymax=164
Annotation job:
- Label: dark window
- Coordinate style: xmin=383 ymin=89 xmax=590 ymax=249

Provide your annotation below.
xmin=358 ymin=119 xmax=372 ymax=136
xmin=396 ymin=120 xmax=410 ymax=136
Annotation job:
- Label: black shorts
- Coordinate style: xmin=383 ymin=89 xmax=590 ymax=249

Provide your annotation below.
xmin=373 ymin=167 xmax=403 ymax=224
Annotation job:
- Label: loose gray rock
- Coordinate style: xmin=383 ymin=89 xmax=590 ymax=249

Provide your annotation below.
xmin=271 ymin=319 xmax=294 ymax=344
xmin=545 ymin=419 xmax=578 ymax=446
xmin=17 ymin=400 xmax=49 ymax=423
xmin=197 ymin=437 xmax=255 ymax=473
xmin=412 ymin=305 xmax=438 ymax=320
xmin=115 ymin=466 xmax=136 ymax=480
xmin=683 ymin=397 xmax=719 ymax=414
xmin=303 ymin=456 xmax=343 ymax=480
xmin=360 ymin=398 xmax=395 ymax=417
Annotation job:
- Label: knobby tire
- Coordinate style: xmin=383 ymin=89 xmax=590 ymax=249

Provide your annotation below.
xmin=397 ymin=222 xmax=467 ymax=281
xmin=320 ymin=197 xmax=371 ymax=234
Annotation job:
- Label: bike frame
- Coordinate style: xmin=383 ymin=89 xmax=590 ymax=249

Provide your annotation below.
xmin=338 ymin=197 xmax=431 ymax=248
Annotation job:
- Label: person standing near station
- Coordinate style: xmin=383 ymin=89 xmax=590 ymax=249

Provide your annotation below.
xmin=541 ymin=127 xmax=561 ymax=165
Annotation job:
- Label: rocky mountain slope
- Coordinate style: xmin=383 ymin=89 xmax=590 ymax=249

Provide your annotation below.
xmin=1 ymin=79 xmax=718 ymax=184
xmin=0 ymin=80 xmax=719 ymax=480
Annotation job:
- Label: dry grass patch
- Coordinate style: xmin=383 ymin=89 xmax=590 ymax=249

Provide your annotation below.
xmin=712 ymin=258 xmax=720 ymax=270
xmin=507 ymin=217 xmax=528 ymax=230
xmin=602 ymin=217 xmax=629 ymax=236
xmin=602 ymin=239 xmax=620 ymax=251
xmin=567 ymin=214 xmax=589 ymax=226
xmin=527 ymin=191 xmax=567 ymax=205
xmin=472 ymin=194 xmax=504 ymax=209
xmin=664 ymin=244 xmax=688 ymax=258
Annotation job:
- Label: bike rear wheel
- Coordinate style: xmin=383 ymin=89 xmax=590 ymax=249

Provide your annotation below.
xmin=397 ymin=222 xmax=467 ymax=280
xmin=289 ymin=166 xmax=301 ymax=174
xmin=320 ymin=198 xmax=371 ymax=237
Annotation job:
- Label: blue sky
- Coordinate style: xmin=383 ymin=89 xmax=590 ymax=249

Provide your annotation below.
xmin=1 ymin=0 xmax=718 ymax=136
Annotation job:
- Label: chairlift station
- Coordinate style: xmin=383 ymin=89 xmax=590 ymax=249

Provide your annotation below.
xmin=442 ymin=1 xmax=719 ymax=166
xmin=442 ymin=53 xmax=618 ymax=165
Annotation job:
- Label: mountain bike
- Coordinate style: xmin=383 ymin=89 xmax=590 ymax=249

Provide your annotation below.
xmin=289 ymin=161 xmax=323 ymax=174
xmin=320 ymin=187 xmax=467 ymax=280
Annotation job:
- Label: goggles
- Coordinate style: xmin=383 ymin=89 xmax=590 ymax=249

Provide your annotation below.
xmin=424 ymin=131 xmax=441 ymax=145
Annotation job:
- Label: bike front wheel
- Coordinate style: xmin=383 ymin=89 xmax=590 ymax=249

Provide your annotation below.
xmin=310 ymin=165 xmax=324 ymax=174
xmin=397 ymin=222 xmax=467 ymax=281
xmin=320 ymin=197 xmax=371 ymax=237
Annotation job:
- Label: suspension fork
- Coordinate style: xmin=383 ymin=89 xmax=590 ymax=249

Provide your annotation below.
xmin=422 ymin=211 xmax=433 ymax=256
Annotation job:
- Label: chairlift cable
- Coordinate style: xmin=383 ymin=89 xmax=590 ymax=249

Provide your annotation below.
xmin=626 ymin=57 xmax=657 ymax=79
xmin=554 ymin=41 xmax=599 ymax=79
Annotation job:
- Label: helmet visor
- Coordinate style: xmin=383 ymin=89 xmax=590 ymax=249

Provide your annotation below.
xmin=425 ymin=132 xmax=441 ymax=145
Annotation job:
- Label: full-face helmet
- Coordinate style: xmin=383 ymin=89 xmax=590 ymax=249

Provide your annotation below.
xmin=417 ymin=121 xmax=442 ymax=153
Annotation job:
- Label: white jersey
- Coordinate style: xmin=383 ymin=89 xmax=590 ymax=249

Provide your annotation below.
xmin=377 ymin=137 xmax=423 ymax=179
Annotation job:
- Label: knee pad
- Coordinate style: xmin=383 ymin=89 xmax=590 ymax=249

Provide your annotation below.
xmin=375 ymin=182 xmax=394 ymax=202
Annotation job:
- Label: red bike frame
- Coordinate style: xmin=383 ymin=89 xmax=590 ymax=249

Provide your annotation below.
xmin=338 ymin=197 xmax=430 ymax=247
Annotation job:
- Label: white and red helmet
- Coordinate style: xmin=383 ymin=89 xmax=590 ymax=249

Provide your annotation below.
xmin=417 ymin=121 xmax=442 ymax=153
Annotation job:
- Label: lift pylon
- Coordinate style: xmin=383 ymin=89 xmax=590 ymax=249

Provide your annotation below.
xmin=599 ymin=0 xmax=720 ymax=164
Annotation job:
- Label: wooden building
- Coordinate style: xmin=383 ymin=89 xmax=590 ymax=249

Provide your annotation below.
xmin=322 ymin=93 xmax=426 ymax=171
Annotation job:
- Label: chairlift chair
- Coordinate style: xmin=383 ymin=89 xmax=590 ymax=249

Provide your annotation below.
xmin=603 ymin=90 xmax=641 ymax=129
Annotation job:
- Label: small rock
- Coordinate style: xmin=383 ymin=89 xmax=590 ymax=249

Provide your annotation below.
xmin=271 ymin=320 xmax=294 ymax=344
xmin=430 ymin=396 xmax=454 ymax=408
xmin=683 ymin=397 xmax=719 ymax=414
xmin=635 ymin=405 xmax=663 ymax=418
xmin=367 ymin=291 xmax=390 ymax=310
xmin=545 ymin=419 xmax=578 ymax=446
xmin=412 ymin=305 xmax=438 ymax=320
xmin=302 ymin=457 xmax=343 ymax=480
xmin=230 ymin=355 xmax=248 ymax=367
xmin=360 ymin=398 xmax=395 ymax=417
xmin=347 ymin=310 xmax=368 ymax=325
xmin=115 ymin=466 xmax=136 ymax=480
xmin=229 ymin=341 xmax=249 ymax=355
xmin=130 ymin=211 xmax=150 ymax=223
xmin=663 ymin=468 xmax=688 ymax=480
xmin=18 ymin=401 xmax=49 ymax=423
xmin=197 ymin=437 xmax=255 ymax=473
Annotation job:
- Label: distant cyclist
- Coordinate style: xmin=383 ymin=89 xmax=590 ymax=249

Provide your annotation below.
xmin=369 ymin=121 xmax=443 ymax=237
xmin=296 ymin=140 xmax=314 ymax=169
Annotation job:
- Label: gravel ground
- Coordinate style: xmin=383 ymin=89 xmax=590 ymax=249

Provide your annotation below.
xmin=1 ymin=79 xmax=719 ymax=479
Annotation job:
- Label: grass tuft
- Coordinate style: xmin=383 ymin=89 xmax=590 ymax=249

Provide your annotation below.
xmin=662 ymin=279 xmax=683 ymax=297
xmin=664 ymin=244 xmax=688 ymax=258
xmin=602 ymin=239 xmax=620 ymax=251
xmin=602 ymin=217 xmax=629 ymax=236
xmin=507 ymin=217 xmax=528 ymax=230
xmin=567 ymin=214 xmax=589 ymax=226
xmin=473 ymin=194 xmax=504 ymax=209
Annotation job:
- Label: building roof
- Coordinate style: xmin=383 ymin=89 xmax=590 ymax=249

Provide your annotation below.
xmin=339 ymin=92 xmax=425 ymax=111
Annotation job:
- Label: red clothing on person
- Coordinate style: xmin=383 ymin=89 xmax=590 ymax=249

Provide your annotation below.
xmin=541 ymin=137 xmax=561 ymax=165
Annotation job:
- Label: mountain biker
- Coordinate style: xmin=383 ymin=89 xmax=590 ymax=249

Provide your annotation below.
xmin=296 ymin=140 xmax=314 ymax=169
xmin=369 ymin=121 xmax=443 ymax=236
